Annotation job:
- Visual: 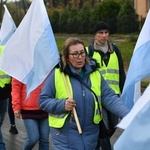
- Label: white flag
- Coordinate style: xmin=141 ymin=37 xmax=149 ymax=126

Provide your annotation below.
xmin=121 ymin=9 xmax=150 ymax=109
xmin=0 ymin=0 xmax=60 ymax=97
xmin=0 ymin=5 xmax=16 ymax=45
xmin=114 ymin=9 xmax=150 ymax=150
xmin=114 ymin=84 xmax=150 ymax=150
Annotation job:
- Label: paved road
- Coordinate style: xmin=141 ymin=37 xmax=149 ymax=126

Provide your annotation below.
xmin=2 ymin=112 xmax=123 ymax=150
xmin=2 ymin=112 xmax=53 ymax=150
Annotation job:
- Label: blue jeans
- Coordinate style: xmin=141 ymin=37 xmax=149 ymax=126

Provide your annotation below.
xmin=23 ymin=118 xmax=50 ymax=150
xmin=0 ymin=98 xmax=8 ymax=150
xmin=0 ymin=128 xmax=5 ymax=150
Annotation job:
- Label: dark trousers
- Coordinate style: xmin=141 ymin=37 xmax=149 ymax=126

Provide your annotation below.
xmin=8 ymin=97 xmax=15 ymax=125
xmin=95 ymin=137 xmax=111 ymax=150
xmin=100 ymin=137 xmax=111 ymax=150
xmin=96 ymin=111 xmax=118 ymax=150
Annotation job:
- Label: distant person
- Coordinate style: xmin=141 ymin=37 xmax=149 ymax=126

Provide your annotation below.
xmin=8 ymin=95 xmax=18 ymax=134
xmin=0 ymin=46 xmax=12 ymax=150
xmin=11 ymin=78 xmax=50 ymax=150
xmin=86 ymin=21 xmax=126 ymax=150
xmin=38 ymin=37 xmax=129 ymax=150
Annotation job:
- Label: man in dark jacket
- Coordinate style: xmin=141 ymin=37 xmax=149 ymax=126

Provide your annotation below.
xmin=87 ymin=21 xmax=126 ymax=150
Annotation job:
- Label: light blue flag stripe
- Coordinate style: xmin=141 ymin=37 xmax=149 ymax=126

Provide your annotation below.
xmin=0 ymin=24 xmax=16 ymax=45
xmin=0 ymin=5 xmax=16 ymax=45
xmin=122 ymin=41 xmax=150 ymax=109
xmin=22 ymin=24 xmax=60 ymax=96
xmin=121 ymin=9 xmax=150 ymax=110
xmin=114 ymin=101 xmax=150 ymax=150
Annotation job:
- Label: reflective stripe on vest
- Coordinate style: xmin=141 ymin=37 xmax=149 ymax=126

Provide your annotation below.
xmin=0 ymin=46 xmax=11 ymax=88
xmin=90 ymin=70 xmax=102 ymax=124
xmin=93 ymin=52 xmax=120 ymax=94
xmin=48 ymin=68 xmax=102 ymax=128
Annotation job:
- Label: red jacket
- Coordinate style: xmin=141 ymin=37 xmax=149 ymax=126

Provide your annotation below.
xmin=11 ymin=78 xmax=43 ymax=111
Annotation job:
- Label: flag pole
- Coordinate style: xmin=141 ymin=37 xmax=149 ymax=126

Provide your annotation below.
xmin=62 ymin=72 xmax=82 ymax=134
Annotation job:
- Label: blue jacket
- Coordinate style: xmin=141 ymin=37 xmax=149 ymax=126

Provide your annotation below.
xmin=39 ymin=60 xmax=129 ymax=150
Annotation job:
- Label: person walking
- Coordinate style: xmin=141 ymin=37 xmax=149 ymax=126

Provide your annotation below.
xmin=86 ymin=21 xmax=126 ymax=150
xmin=38 ymin=37 xmax=129 ymax=150
xmin=8 ymin=94 xmax=18 ymax=134
xmin=11 ymin=78 xmax=50 ymax=150
xmin=0 ymin=46 xmax=12 ymax=150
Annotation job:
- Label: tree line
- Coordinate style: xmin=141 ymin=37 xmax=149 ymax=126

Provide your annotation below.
xmin=0 ymin=0 xmax=142 ymax=34
xmin=50 ymin=0 xmax=140 ymax=34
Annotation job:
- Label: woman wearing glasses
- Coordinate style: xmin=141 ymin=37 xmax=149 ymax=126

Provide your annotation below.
xmin=38 ymin=37 xmax=129 ymax=150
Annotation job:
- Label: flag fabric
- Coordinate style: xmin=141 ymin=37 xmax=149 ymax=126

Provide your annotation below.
xmin=0 ymin=5 xmax=16 ymax=45
xmin=117 ymin=83 xmax=150 ymax=129
xmin=0 ymin=0 xmax=60 ymax=97
xmin=114 ymin=84 xmax=150 ymax=150
xmin=121 ymin=9 xmax=150 ymax=110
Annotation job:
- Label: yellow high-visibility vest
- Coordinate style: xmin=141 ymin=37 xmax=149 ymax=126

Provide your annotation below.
xmin=48 ymin=68 xmax=102 ymax=128
xmin=0 ymin=46 xmax=11 ymax=88
xmin=92 ymin=51 xmax=120 ymax=94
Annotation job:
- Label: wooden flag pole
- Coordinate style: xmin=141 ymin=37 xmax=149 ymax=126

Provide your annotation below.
xmin=62 ymin=72 xmax=82 ymax=134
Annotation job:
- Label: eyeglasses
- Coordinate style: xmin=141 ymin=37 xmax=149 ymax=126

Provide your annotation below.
xmin=69 ymin=51 xmax=86 ymax=58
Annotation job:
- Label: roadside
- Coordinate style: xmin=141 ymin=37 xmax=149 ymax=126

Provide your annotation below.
xmin=3 ymin=111 xmax=121 ymax=150
xmin=2 ymin=112 xmax=52 ymax=150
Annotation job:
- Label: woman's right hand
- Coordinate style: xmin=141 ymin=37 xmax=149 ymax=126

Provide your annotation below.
xmin=65 ymin=98 xmax=76 ymax=111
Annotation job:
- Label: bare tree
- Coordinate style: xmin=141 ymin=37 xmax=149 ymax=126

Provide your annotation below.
xmin=49 ymin=0 xmax=54 ymax=8
xmin=78 ymin=0 xmax=83 ymax=9
xmin=63 ymin=0 xmax=69 ymax=7
xmin=91 ymin=0 xmax=95 ymax=8
xmin=22 ymin=0 xmax=26 ymax=14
